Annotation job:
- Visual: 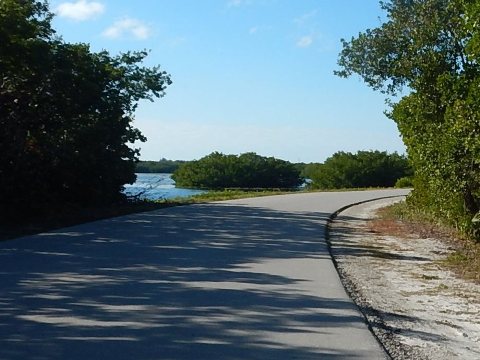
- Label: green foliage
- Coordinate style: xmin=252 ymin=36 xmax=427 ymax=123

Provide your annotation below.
xmin=136 ymin=159 xmax=185 ymax=173
xmin=168 ymin=189 xmax=291 ymax=203
xmin=336 ymin=0 xmax=472 ymax=95
xmin=337 ymin=0 xmax=480 ymax=239
xmin=395 ymin=176 xmax=414 ymax=188
xmin=171 ymin=152 xmax=303 ymax=189
xmin=305 ymin=151 xmax=411 ymax=190
xmin=0 ymin=0 xmax=171 ymax=219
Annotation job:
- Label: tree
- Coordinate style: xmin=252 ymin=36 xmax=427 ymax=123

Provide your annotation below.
xmin=336 ymin=0 xmax=480 ymax=237
xmin=172 ymin=152 xmax=303 ymax=189
xmin=136 ymin=159 xmax=186 ymax=173
xmin=0 ymin=0 xmax=172 ymax=219
xmin=305 ymin=151 xmax=411 ymax=190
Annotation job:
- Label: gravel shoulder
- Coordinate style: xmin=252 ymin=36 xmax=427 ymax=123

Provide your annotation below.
xmin=329 ymin=197 xmax=480 ymax=360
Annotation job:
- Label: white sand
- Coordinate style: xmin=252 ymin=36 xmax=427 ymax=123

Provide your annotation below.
xmin=330 ymin=198 xmax=480 ymax=360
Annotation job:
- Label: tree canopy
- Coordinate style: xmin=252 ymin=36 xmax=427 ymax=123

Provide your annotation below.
xmin=172 ymin=152 xmax=304 ymax=190
xmin=303 ymin=151 xmax=412 ymax=190
xmin=136 ymin=159 xmax=186 ymax=173
xmin=0 ymin=0 xmax=171 ymax=219
xmin=337 ymin=0 xmax=480 ymax=237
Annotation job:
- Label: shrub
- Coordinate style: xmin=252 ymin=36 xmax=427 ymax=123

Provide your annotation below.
xmin=395 ymin=177 xmax=414 ymax=188
xmin=306 ymin=151 xmax=412 ymax=189
xmin=172 ymin=152 xmax=303 ymax=189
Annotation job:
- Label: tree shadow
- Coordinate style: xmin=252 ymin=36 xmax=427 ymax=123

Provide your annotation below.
xmin=1 ymin=202 xmax=384 ymax=359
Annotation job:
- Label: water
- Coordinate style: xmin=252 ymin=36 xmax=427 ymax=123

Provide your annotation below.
xmin=123 ymin=173 xmax=205 ymax=200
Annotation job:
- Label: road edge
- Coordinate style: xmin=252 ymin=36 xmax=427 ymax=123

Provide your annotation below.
xmin=324 ymin=195 xmax=407 ymax=360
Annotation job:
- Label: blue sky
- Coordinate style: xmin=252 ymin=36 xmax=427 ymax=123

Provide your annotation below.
xmin=50 ymin=0 xmax=405 ymax=163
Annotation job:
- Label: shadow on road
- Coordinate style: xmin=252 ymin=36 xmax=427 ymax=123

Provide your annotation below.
xmin=1 ymin=203 xmax=372 ymax=359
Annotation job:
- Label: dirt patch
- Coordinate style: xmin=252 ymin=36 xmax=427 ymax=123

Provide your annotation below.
xmin=329 ymin=197 xmax=480 ymax=360
xmin=370 ymin=206 xmax=480 ymax=284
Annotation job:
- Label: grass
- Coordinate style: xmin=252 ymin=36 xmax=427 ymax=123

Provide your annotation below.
xmin=309 ymin=186 xmax=399 ymax=193
xmin=168 ymin=189 xmax=293 ymax=203
xmin=372 ymin=201 xmax=480 ymax=284
xmin=444 ymin=241 xmax=480 ymax=283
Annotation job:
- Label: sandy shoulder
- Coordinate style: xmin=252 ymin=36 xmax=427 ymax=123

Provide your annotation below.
xmin=329 ymin=197 xmax=480 ymax=360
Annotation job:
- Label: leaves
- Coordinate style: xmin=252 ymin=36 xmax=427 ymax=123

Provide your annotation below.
xmin=337 ymin=0 xmax=480 ymax=239
xmin=0 ymin=0 xmax=171 ymax=219
xmin=172 ymin=152 xmax=303 ymax=189
xmin=304 ymin=151 xmax=412 ymax=189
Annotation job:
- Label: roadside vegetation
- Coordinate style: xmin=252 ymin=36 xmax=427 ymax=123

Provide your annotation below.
xmin=0 ymin=0 xmax=171 ymax=223
xmin=337 ymin=0 xmax=480 ymax=242
xmin=372 ymin=202 xmax=480 ymax=284
xmin=172 ymin=189 xmax=293 ymax=203
xmin=302 ymin=150 xmax=412 ymax=190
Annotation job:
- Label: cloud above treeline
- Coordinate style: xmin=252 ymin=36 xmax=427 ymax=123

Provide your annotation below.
xmin=102 ymin=18 xmax=151 ymax=40
xmin=56 ymin=1 xmax=151 ymax=41
xmin=293 ymin=9 xmax=319 ymax=48
xmin=294 ymin=10 xmax=318 ymax=26
xmin=56 ymin=0 xmax=105 ymax=21
xmin=297 ymin=35 xmax=313 ymax=48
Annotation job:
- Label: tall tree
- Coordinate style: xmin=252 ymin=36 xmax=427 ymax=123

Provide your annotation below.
xmin=0 ymin=0 xmax=171 ymax=219
xmin=336 ymin=0 xmax=480 ymax=236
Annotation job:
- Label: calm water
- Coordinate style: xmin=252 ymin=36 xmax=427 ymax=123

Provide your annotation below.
xmin=123 ymin=173 xmax=205 ymax=200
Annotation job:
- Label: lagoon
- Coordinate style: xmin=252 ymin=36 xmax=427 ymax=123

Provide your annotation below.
xmin=123 ymin=173 xmax=205 ymax=200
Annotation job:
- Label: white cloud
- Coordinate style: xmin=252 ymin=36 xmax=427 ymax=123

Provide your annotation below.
xmin=168 ymin=36 xmax=187 ymax=47
xmin=293 ymin=10 xmax=319 ymax=48
xmin=297 ymin=35 xmax=313 ymax=48
xmin=294 ymin=10 xmax=318 ymax=25
xmin=102 ymin=18 xmax=151 ymax=40
xmin=248 ymin=25 xmax=272 ymax=35
xmin=56 ymin=0 xmax=105 ymax=21
xmin=227 ymin=0 xmax=252 ymax=7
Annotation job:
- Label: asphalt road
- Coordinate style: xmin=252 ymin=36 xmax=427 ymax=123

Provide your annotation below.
xmin=0 ymin=189 xmax=408 ymax=359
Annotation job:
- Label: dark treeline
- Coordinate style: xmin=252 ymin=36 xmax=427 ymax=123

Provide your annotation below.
xmin=303 ymin=151 xmax=412 ymax=190
xmin=0 ymin=0 xmax=171 ymax=220
xmin=136 ymin=159 xmax=186 ymax=173
xmin=337 ymin=0 xmax=480 ymax=239
xmin=171 ymin=150 xmax=410 ymax=190
xmin=172 ymin=152 xmax=304 ymax=189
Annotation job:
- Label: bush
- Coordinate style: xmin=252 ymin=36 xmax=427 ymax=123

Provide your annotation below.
xmin=306 ymin=151 xmax=412 ymax=190
xmin=336 ymin=0 xmax=480 ymax=239
xmin=395 ymin=177 xmax=414 ymax=188
xmin=172 ymin=152 xmax=303 ymax=189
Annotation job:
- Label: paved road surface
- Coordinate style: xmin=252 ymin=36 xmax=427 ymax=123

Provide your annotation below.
xmin=0 ymin=189 xmax=408 ymax=359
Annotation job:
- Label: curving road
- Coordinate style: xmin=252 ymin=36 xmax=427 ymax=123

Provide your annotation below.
xmin=0 ymin=189 xmax=408 ymax=359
